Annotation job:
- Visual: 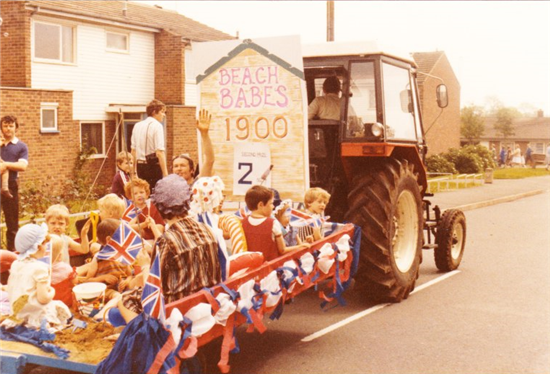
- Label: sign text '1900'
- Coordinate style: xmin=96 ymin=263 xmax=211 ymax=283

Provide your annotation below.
xmin=225 ymin=116 xmax=288 ymax=141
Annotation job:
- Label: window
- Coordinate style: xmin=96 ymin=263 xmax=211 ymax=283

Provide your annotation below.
xmin=106 ymin=31 xmax=129 ymax=52
xmin=40 ymin=103 xmax=58 ymax=133
xmin=347 ymin=61 xmax=377 ymax=138
xmin=34 ymin=21 xmax=74 ymax=63
xmin=81 ymin=122 xmax=105 ymax=156
xmin=382 ymin=62 xmax=416 ymax=140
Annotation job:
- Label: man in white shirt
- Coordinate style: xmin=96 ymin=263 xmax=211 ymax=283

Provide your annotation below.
xmin=131 ymin=99 xmax=168 ymax=190
xmin=308 ymin=76 xmax=342 ymax=121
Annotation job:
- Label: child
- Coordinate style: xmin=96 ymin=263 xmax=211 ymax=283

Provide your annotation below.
xmin=111 ymin=151 xmax=134 ymax=199
xmin=75 ymin=219 xmax=134 ymax=302
xmin=78 ymin=194 xmax=152 ymax=273
xmin=45 ymin=204 xmax=89 ymax=264
xmin=2 ymin=224 xmax=71 ymax=330
xmin=124 ymin=178 xmax=164 ymax=242
xmin=242 ymin=185 xmax=309 ymax=262
xmin=0 ymin=134 xmax=12 ymax=198
xmin=299 ymin=187 xmax=331 ymax=242
xmin=273 ymin=199 xmax=300 ymax=247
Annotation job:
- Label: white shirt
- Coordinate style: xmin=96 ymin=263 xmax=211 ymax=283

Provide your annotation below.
xmin=130 ymin=117 xmax=165 ymax=161
xmin=308 ymin=93 xmax=341 ymax=120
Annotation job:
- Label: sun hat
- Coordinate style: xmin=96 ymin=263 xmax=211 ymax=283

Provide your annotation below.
xmin=15 ymin=223 xmax=48 ymax=260
xmin=151 ymin=174 xmax=191 ymax=217
xmin=190 ymin=176 xmax=225 ymax=215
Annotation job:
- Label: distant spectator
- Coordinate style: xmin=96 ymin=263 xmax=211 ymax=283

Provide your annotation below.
xmin=524 ymin=143 xmax=534 ymax=168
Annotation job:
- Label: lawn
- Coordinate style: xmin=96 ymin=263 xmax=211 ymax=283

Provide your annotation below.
xmin=493 ymin=167 xmax=550 ymax=179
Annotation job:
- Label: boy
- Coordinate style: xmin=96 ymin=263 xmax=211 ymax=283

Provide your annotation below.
xmin=299 ymin=187 xmax=331 ymax=242
xmin=111 ymin=151 xmax=134 ymax=199
xmin=124 ymin=178 xmax=164 ymax=241
xmin=242 ymin=185 xmax=309 ymax=262
xmin=75 ymin=219 xmax=133 ymax=301
xmin=45 ymin=204 xmax=89 ymax=264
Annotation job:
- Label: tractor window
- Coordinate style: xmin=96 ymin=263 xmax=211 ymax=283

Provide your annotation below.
xmin=382 ymin=63 xmax=416 ymax=140
xmin=347 ymin=61 xmax=377 ymax=138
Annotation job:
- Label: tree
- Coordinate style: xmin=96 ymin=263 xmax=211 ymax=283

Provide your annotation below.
xmin=460 ymin=105 xmax=485 ymax=144
xmin=494 ymin=107 xmax=517 ymax=139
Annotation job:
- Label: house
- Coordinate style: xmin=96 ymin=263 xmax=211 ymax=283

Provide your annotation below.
xmin=411 ymin=51 xmax=461 ymax=156
xmin=0 ymin=0 xmax=233 ymax=195
xmin=465 ymin=110 xmax=550 ymax=159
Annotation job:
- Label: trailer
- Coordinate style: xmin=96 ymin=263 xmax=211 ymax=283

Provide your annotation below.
xmin=0 ymin=223 xmax=359 ymax=373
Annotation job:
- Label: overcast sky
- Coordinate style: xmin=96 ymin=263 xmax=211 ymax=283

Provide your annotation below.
xmin=146 ymin=1 xmax=550 ymax=116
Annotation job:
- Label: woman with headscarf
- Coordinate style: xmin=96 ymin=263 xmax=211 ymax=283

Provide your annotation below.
xmin=2 ymin=224 xmax=71 ymax=330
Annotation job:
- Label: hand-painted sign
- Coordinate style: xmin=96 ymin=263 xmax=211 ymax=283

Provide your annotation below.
xmin=194 ymin=36 xmax=309 ymax=201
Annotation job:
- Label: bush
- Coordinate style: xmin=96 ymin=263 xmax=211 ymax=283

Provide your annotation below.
xmin=426 ymin=154 xmax=457 ymax=174
xmin=461 ymin=144 xmax=496 ymax=170
xmin=450 ymin=152 xmax=483 ymax=174
xmin=19 ymin=147 xmax=102 ymax=220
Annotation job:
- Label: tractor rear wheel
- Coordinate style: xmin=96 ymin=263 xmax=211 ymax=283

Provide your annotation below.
xmin=434 ymin=209 xmax=466 ymax=271
xmin=345 ymin=159 xmax=423 ymax=302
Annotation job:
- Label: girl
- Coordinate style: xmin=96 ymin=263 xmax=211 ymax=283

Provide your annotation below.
xmin=3 ymin=224 xmax=71 ymax=331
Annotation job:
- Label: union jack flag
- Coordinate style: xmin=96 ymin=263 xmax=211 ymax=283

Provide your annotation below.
xmin=289 ymin=209 xmax=324 ymax=228
xmin=141 ymin=248 xmax=165 ymax=322
xmin=96 ymin=223 xmax=142 ymax=265
xmin=121 ymin=199 xmax=142 ymax=222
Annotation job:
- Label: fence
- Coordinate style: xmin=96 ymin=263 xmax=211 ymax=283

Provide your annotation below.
xmin=427 ymin=172 xmax=483 ymax=193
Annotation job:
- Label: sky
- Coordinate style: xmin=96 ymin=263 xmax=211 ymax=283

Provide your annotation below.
xmin=145 ymin=1 xmax=550 ymax=116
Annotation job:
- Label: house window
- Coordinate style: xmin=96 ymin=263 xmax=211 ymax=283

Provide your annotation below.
xmin=34 ymin=21 xmax=74 ymax=63
xmin=81 ymin=122 xmax=105 ymax=156
xmin=40 ymin=103 xmax=58 ymax=133
xmin=106 ymin=31 xmax=129 ymax=52
xmin=533 ymin=142 xmax=544 ymax=154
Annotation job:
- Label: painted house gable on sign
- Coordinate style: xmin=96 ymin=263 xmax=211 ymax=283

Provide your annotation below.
xmin=194 ymin=37 xmax=309 ymax=202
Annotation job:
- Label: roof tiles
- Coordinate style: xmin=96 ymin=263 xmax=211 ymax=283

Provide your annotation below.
xmin=26 ymin=0 xmax=234 ymax=42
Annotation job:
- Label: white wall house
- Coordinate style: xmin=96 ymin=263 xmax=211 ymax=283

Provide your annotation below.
xmin=31 ymin=15 xmax=155 ymax=121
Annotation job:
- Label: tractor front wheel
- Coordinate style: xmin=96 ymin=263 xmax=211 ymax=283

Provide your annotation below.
xmin=434 ymin=209 xmax=466 ymax=271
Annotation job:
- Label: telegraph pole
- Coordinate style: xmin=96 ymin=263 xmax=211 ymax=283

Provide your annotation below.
xmin=327 ymin=1 xmax=334 ymax=42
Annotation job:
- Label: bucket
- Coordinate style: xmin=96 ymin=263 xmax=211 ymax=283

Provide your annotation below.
xmin=73 ymin=282 xmax=107 ymax=317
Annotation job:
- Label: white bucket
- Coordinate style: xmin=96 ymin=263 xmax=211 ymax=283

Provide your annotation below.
xmin=73 ymin=282 xmax=107 ymax=317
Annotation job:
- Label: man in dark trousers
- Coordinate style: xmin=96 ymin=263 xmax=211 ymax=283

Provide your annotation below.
xmin=130 ymin=99 xmax=168 ymax=191
xmin=1 ymin=115 xmax=29 ymax=251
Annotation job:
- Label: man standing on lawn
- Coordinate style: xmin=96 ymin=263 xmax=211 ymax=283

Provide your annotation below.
xmin=1 ymin=115 xmax=29 ymax=251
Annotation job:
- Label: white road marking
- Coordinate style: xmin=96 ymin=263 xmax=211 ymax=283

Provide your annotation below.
xmin=301 ymin=270 xmax=461 ymax=342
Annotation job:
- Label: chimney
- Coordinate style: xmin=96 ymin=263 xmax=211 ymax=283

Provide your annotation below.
xmin=122 ymin=1 xmax=127 ymax=17
xmin=537 ymin=109 xmax=544 ymax=118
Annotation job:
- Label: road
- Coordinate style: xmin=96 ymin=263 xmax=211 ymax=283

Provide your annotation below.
xmin=203 ymin=191 xmax=550 ymax=374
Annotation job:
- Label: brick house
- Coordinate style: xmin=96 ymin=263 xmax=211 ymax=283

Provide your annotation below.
xmin=465 ymin=110 xmax=550 ymax=160
xmin=0 ymin=0 xmax=233 ymax=196
xmin=411 ymin=51 xmax=461 ymax=156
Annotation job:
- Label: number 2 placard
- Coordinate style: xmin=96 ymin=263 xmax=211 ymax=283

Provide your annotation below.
xmin=233 ymin=143 xmax=272 ymax=195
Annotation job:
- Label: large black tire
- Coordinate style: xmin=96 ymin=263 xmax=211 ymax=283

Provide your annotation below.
xmin=345 ymin=159 xmax=423 ymax=302
xmin=434 ymin=209 xmax=466 ymax=271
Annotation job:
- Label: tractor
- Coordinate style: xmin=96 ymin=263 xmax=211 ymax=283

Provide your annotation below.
xmin=302 ymin=42 xmax=466 ymax=302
